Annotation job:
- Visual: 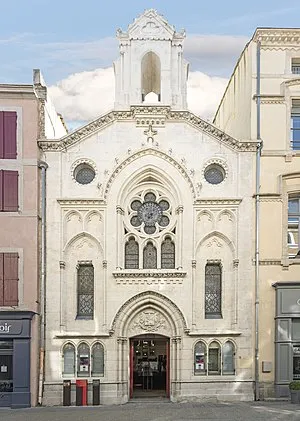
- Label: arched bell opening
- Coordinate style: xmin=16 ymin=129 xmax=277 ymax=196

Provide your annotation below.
xmin=141 ymin=52 xmax=161 ymax=103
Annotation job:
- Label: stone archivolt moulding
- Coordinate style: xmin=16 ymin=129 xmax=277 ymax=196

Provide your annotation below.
xmin=104 ymin=147 xmax=196 ymax=199
xmin=38 ymin=106 xmax=257 ymax=153
xmin=113 ymin=269 xmax=186 ymax=285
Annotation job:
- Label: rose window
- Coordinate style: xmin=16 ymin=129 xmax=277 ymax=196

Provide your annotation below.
xmin=129 ymin=192 xmax=171 ymax=235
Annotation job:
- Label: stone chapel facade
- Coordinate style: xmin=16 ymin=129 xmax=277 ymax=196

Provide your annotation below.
xmin=40 ymin=10 xmax=257 ymax=404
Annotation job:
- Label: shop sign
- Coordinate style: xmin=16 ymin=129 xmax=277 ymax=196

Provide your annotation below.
xmin=0 ymin=321 xmax=22 ymax=335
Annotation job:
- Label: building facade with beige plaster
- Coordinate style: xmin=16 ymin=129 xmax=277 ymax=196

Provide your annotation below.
xmin=41 ymin=10 xmax=256 ymax=405
xmin=214 ymin=28 xmax=300 ymax=398
xmin=0 ymin=70 xmax=66 ymax=408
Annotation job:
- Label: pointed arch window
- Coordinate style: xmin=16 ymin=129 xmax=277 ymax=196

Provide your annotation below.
xmin=125 ymin=237 xmax=139 ymax=269
xmin=62 ymin=343 xmax=75 ymax=376
xmin=222 ymin=341 xmax=235 ymax=375
xmin=92 ymin=342 xmax=104 ymax=376
xmin=205 ymin=263 xmax=222 ymax=318
xmin=194 ymin=341 xmax=206 ymax=375
xmin=77 ymin=264 xmax=94 ymax=318
xmin=161 ymin=236 xmax=175 ymax=269
xmin=208 ymin=341 xmax=221 ymax=375
xmin=77 ymin=342 xmax=90 ymax=377
xmin=143 ymin=241 xmax=157 ymax=269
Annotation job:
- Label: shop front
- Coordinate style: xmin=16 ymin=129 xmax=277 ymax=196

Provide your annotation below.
xmin=0 ymin=311 xmax=35 ymax=408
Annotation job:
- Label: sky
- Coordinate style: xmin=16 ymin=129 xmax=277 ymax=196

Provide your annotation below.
xmin=1 ymin=0 xmax=300 ymax=128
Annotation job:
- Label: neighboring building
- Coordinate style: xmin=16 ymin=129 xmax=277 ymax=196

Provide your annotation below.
xmin=214 ymin=28 xmax=300 ymax=398
xmin=0 ymin=70 xmax=67 ymax=408
xmin=41 ymin=10 xmax=256 ymax=405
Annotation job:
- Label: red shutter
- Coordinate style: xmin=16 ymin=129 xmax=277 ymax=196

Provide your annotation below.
xmin=3 ymin=170 xmax=18 ymax=211
xmin=0 ymin=170 xmax=3 ymax=211
xmin=0 ymin=112 xmax=4 ymax=158
xmin=3 ymin=111 xmax=17 ymax=159
xmin=3 ymin=253 xmax=18 ymax=306
xmin=0 ymin=253 xmax=3 ymax=306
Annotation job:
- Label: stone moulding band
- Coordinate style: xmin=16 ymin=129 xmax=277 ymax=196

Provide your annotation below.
xmin=38 ymin=106 xmax=257 ymax=152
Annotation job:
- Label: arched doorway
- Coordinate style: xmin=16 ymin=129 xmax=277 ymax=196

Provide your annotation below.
xmin=130 ymin=334 xmax=169 ymax=399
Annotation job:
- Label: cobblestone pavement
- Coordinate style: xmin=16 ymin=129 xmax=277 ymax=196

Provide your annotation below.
xmin=1 ymin=401 xmax=300 ymax=421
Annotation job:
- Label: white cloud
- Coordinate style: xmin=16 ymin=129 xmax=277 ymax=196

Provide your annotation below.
xmin=187 ymin=71 xmax=228 ymax=120
xmin=48 ymin=67 xmax=228 ymax=126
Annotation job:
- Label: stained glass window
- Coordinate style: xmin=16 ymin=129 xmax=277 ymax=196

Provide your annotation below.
xmin=205 ymin=264 xmax=222 ymax=318
xmin=143 ymin=242 xmax=157 ymax=269
xmin=161 ymin=237 xmax=175 ymax=269
xmin=125 ymin=237 xmax=139 ymax=269
xmin=77 ymin=264 xmax=94 ymax=318
xmin=63 ymin=343 xmax=75 ymax=376
xmin=92 ymin=342 xmax=104 ymax=376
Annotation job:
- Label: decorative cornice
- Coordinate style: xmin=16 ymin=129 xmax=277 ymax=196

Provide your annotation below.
xmin=259 ymin=194 xmax=282 ymax=202
xmin=188 ymin=331 xmax=241 ymax=337
xmin=253 ymin=29 xmax=300 ymax=47
xmin=285 ymin=78 xmax=300 ymax=87
xmin=113 ymin=270 xmax=186 ymax=285
xmin=259 ymin=95 xmax=285 ymax=104
xmin=258 ymin=259 xmax=282 ymax=266
xmin=38 ymin=106 xmax=257 ymax=152
xmin=54 ymin=334 xmax=110 ymax=339
xmin=194 ymin=198 xmax=242 ymax=207
xmin=57 ymin=199 xmax=106 ymax=207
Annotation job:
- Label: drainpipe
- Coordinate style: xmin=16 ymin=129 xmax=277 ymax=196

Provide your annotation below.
xmin=254 ymin=40 xmax=262 ymax=401
xmin=38 ymin=160 xmax=48 ymax=405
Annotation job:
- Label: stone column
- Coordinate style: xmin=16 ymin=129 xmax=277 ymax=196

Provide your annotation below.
xmin=176 ymin=205 xmax=184 ymax=269
xmin=192 ymin=260 xmax=196 ymax=328
xmin=116 ymin=206 xmax=124 ymax=269
xmin=103 ymin=260 xmax=107 ymax=328
xmin=59 ymin=261 xmax=66 ymax=331
xmin=233 ymin=259 xmax=239 ymax=326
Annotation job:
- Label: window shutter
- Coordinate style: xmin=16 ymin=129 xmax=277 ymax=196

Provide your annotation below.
xmin=0 ymin=253 xmax=3 ymax=306
xmin=0 ymin=112 xmax=4 ymax=158
xmin=0 ymin=170 xmax=3 ymax=211
xmin=3 ymin=112 xmax=17 ymax=159
xmin=3 ymin=253 xmax=18 ymax=306
xmin=3 ymin=170 xmax=18 ymax=211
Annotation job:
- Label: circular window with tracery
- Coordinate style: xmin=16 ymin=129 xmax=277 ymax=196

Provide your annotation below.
xmin=129 ymin=192 xmax=171 ymax=235
xmin=74 ymin=163 xmax=95 ymax=185
xmin=204 ymin=164 xmax=225 ymax=185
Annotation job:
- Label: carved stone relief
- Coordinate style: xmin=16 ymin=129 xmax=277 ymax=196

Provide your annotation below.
xmin=130 ymin=309 xmax=168 ymax=333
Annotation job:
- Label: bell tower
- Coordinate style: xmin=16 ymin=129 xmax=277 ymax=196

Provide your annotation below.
xmin=114 ymin=9 xmax=188 ymax=110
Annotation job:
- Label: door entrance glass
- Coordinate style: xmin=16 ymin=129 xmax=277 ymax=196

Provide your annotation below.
xmin=0 ymin=340 xmax=13 ymax=393
xmin=132 ymin=337 xmax=168 ymax=398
